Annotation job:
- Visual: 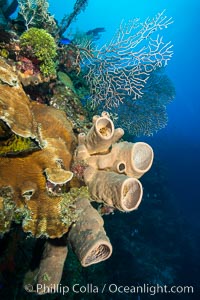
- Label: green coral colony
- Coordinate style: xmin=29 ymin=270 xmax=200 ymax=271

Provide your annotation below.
xmin=0 ymin=0 xmax=174 ymax=295
xmin=19 ymin=27 xmax=57 ymax=77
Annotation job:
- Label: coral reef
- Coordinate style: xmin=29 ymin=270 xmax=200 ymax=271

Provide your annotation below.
xmin=0 ymin=56 xmax=154 ymax=294
xmin=0 ymin=4 xmax=198 ymax=300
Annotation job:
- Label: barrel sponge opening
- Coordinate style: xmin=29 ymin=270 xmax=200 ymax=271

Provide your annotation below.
xmin=133 ymin=142 xmax=154 ymax=171
xmin=82 ymin=240 xmax=112 ymax=267
xmin=96 ymin=117 xmax=114 ymax=139
xmin=121 ymin=178 xmax=143 ymax=211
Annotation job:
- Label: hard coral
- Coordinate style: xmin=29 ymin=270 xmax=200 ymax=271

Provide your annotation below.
xmin=19 ymin=27 xmax=57 ymax=77
xmin=0 ymin=58 xmax=36 ymax=137
xmin=0 ymin=57 xmax=76 ymax=238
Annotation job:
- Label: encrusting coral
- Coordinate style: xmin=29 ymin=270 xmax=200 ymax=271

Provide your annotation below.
xmin=0 ymin=57 xmax=154 ymax=294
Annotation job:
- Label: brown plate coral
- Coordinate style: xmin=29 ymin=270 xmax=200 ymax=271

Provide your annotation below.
xmin=0 ymin=57 xmax=77 ymax=238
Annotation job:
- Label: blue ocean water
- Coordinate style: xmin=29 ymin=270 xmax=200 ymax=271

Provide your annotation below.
xmin=49 ymin=0 xmax=200 ymax=226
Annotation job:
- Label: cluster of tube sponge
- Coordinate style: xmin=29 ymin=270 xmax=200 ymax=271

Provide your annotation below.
xmin=28 ymin=111 xmax=154 ymax=295
xmin=74 ymin=112 xmax=154 ymax=211
xmin=69 ymin=112 xmax=154 ymax=266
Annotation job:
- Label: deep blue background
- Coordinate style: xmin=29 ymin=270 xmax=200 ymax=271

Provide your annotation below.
xmin=49 ymin=0 xmax=200 ymax=226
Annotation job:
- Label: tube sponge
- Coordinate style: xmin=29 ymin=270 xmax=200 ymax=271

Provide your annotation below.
xmin=78 ymin=114 xmax=124 ymax=154
xmin=24 ymin=240 xmax=68 ymax=295
xmin=95 ymin=141 xmax=154 ymax=178
xmin=73 ymin=112 xmax=154 ymax=212
xmin=84 ymin=167 xmax=143 ymax=211
xmin=36 ymin=241 xmax=68 ymax=294
xmin=68 ymin=197 xmax=112 ymax=266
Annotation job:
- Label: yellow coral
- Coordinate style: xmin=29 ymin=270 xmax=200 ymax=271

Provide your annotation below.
xmin=0 ymin=134 xmax=38 ymax=155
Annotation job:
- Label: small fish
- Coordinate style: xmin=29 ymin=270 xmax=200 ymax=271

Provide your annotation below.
xmin=86 ymin=27 xmax=106 ymax=41
xmin=86 ymin=27 xmax=106 ymax=36
xmin=59 ymin=37 xmax=72 ymax=45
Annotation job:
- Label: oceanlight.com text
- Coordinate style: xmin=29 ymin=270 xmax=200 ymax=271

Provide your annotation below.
xmin=24 ymin=282 xmax=195 ymax=296
xmin=107 ymin=283 xmax=194 ymax=296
